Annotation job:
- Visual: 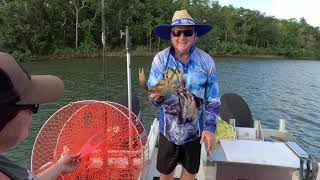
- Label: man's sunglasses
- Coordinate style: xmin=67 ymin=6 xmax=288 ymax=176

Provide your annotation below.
xmin=0 ymin=104 xmax=39 ymax=114
xmin=16 ymin=104 xmax=39 ymax=114
xmin=0 ymin=104 xmax=39 ymax=130
xmin=171 ymin=29 xmax=194 ymax=37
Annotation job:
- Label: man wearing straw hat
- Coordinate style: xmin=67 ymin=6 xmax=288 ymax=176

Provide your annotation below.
xmin=147 ymin=10 xmax=220 ymax=179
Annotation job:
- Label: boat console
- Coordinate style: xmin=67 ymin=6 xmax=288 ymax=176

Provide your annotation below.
xmin=207 ymin=125 xmax=319 ymax=180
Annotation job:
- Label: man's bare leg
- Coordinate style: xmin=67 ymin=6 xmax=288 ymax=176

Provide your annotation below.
xmin=180 ymin=168 xmax=196 ymax=180
xmin=160 ymin=172 xmax=174 ymax=180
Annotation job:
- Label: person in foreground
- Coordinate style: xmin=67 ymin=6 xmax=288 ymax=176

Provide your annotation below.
xmin=147 ymin=10 xmax=220 ymax=180
xmin=0 ymin=52 xmax=80 ymax=180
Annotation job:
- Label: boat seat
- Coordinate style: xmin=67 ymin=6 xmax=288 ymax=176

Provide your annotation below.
xmin=220 ymin=93 xmax=254 ymax=127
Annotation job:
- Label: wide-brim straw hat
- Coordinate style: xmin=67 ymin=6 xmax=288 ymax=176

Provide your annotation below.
xmin=155 ymin=9 xmax=212 ymax=40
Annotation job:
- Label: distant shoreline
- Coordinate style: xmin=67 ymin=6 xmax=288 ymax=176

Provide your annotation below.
xmin=36 ymin=51 xmax=320 ymax=61
xmin=214 ymin=54 xmax=320 ymax=60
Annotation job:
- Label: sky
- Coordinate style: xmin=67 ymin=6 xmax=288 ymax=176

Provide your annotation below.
xmin=217 ymin=0 xmax=320 ymax=27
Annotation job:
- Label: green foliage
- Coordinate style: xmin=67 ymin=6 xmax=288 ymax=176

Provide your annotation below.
xmin=135 ymin=45 xmax=149 ymax=54
xmin=12 ymin=50 xmax=33 ymax=62
xmin=53 ymin=47 xmax=76 ymax=55
xmin=78 ymin=33 xmax=98 ymax=52
xmin=0 ymin=0 xmax=319 ymax=59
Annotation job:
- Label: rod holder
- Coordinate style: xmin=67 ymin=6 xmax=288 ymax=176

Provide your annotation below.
xmin=279 ymin=119 xmax=286 ymax=132
xmin=229 ymin=118 xmax=236 ymax=127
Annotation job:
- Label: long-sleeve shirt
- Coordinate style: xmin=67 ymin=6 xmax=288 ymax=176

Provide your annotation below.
xmin=147 ymin=45 xmax=220 ymax=145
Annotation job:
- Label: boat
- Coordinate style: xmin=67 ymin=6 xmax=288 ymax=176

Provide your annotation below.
xmin=141 ymin=93 xmax=320 ymax=180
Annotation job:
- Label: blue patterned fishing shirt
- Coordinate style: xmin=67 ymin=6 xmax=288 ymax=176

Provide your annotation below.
xmin=147 ymin=45 xmax=220 ymax=145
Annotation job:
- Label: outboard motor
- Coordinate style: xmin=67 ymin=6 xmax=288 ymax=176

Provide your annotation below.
xmin=220 ymin=93 xmax=254 ymax=128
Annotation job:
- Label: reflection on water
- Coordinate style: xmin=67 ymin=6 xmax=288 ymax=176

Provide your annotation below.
xmin=5 ymin=57 xmax=320 ymax=168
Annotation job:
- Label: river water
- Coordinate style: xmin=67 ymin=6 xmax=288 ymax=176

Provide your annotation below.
xmin=4 ymin=56 xmax=320 ymax=168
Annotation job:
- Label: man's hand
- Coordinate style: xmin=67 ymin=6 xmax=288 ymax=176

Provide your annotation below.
xmin=55 ymin=153 xmax=81 ymax=174
xmin=36 ymin=147 xmax=80 ymax=180
xmin=200 ymin=131 xmax=216 ymax=153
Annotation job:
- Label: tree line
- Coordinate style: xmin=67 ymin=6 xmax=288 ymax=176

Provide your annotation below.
xmin=0 ymin=0 xmax=319 ymax=60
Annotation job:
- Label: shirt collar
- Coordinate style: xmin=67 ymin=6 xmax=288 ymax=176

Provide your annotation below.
xmin=169 ymin=45 xmax=196 ymax=64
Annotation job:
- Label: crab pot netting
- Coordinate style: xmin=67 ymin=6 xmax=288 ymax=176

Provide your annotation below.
xmin=107 ymin=101 xmax=148 ymax=147
xmin=31 ymin=100 xmax=93 ymax=171
xmin=32 ymin=101 xmax=148 ymax=180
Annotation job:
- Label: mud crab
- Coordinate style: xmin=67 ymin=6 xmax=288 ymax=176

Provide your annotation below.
xmin=138 ymin=67 xmax=198 ymax=120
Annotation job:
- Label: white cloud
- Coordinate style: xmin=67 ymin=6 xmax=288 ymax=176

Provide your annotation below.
xmin=217 ymin=0 xmax=320 ymax=27
xmin=269 ymin=0 xmax=320 ymax=27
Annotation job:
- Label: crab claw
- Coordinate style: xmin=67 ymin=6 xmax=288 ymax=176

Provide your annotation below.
xmin=176 ymin=69 xmax=186 ymax=90
xmin=139 ymin=68 xmax=148 ymax=92
xmin=176 ymin=69 xmax=183 ymax=83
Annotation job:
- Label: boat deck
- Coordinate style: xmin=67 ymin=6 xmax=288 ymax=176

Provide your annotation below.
xmin=141 ymin=119 xmax=320 ymax=180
